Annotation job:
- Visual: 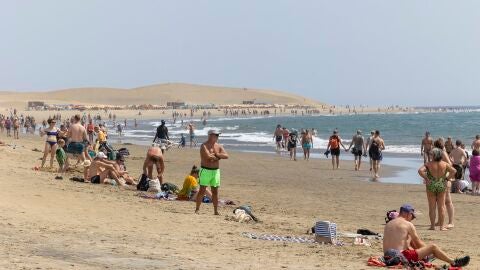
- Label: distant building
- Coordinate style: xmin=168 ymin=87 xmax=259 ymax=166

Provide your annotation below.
xmin=167 ymin=101 xmax=186 ymax=109
xmin=242 ymin=100 xmax=255 ymax=105
xmin=27 ymin=101 xmax=45 ymax=110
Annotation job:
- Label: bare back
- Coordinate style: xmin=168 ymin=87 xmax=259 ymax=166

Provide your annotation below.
xmin=383 ymin=218 xmax=414 ymax=251
xmin=450 ymin=148 xmax=466 ymax=165
xmin=69 ymin=123 xmax=87 ymax=142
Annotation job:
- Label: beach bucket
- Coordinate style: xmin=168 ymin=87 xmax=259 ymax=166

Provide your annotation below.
xmin=314 ymin=221 xmax=337 ymax=244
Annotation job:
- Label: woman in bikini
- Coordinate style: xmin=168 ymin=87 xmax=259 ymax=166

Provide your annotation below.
xmin=40 ymin=118 xmax=59 ymax=168
xmin=418 ymin=148 xmax=456 ymax=231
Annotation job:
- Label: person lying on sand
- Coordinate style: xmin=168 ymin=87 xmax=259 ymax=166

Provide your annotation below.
xmin=383 ymin=204 xmax=470 ymax=267
xmin=83 ymin=152 xmax=127 ymax=186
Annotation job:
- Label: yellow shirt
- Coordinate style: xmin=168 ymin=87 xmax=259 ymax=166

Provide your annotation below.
xmin=177 ymin=175 xmax=198 ymax=199
xmin=97 ymin=130 xmax=107 ymax=142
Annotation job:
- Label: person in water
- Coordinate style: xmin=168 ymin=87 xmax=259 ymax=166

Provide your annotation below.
xmin=421 ymin=131 xmax=434 ymax=164
xmin=369 ymin=130 xmax=385 ymax=180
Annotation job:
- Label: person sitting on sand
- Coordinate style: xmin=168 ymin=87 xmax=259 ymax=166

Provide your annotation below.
xmin=143 ymin=145 xmax=165 ymax=184
xmin=418 ymin=148 xmax=456 ymax=231
xmin=84 ymin=152 xmax=126 ymax=186
xmin=113 ymin=154 xmax=137 ymax=185
xmin=383 ymin=204 xmax=470 ymax=267
xmin=177 ymin=165 xmax=212 ymax=201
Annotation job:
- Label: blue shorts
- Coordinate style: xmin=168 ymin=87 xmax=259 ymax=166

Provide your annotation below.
xmin=67 ymin=142 xmax=85 ymax=155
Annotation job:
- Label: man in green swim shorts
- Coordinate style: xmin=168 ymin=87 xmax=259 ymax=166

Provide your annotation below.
xmin=195 ymin=129 xmax=229 ymax=215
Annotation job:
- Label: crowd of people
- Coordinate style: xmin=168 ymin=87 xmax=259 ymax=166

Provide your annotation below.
xmin=273 ymin=125 xmax=386 ymax=180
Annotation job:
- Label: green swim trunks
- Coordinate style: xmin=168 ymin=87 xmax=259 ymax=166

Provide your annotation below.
xmin=199 ymin=167 xmax=221 ymax=187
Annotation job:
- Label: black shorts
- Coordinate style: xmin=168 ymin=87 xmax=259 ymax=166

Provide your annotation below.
xmin=331 ymin=148 xmax=340 ymax=156
xmin=91 ymin=175 xmax=101 ymax=184
xmin=352 ymin=148 xmax=362 ymax=157
xmin=276 ymin=136 xmax=283 ymax=142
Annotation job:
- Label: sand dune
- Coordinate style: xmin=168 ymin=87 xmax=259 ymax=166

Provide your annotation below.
xmin=0 ymin=83 xmax=324 ymax=108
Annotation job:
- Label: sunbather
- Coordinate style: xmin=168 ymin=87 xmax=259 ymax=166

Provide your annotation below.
xmin=177 ymin=165 xmax=212 ymax=201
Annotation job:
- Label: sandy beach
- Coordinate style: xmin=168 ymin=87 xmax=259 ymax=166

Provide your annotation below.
xmin=0 ymin=133 xmax=477 ymax=269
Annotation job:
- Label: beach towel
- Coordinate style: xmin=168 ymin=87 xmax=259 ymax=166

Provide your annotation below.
xmin=242 ymin=232 xmax=316 ymax=244
xmin=367 ymin=256 xmax=457 ymax=270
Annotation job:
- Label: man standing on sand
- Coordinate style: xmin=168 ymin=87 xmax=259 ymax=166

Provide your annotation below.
xmin=472 ymin=135 xmax=480 ymax=151
xmin=347 ymin=130 xmax=367 ymax=171
xmin=66 ymin=114 xmax=88 ymax=164
xmin=273 ymin=124 xmax=283 ymax=151
xmin=187 ymin=122 xmax=196 ymax=148
xmin=421 ymin=131 xmax=433 ymax=164
xmin=369 ymin=130 xmax=385 ymax=180
xmin=142 ymin=145 xmax=165 ymax=184
xmin=449 ymin=140 xmax=467 ymax=193
xmin=153 ymin=120 xmax=169 ymax=153
xmin=195 ymin=129 xmax=228 ymax=215
xmin=326 ymin=130 xmax=347 ymax=170
xmin=383 ymin=204 xmax=470 ymax=267
xmin=444 ymin=137 xmax=454 ymax=155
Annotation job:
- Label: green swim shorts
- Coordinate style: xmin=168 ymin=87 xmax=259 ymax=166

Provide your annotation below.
xmin=199 ymin=167 xmax=221 ymax=187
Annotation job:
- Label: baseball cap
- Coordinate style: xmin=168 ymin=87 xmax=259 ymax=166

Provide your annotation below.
xmin=96 ymin=152 xmax=107 ymax=159
xmin=208 ymin=129 xmax=221 ymax=135
xmin=400 ymin=204 xmax=416 ymax=218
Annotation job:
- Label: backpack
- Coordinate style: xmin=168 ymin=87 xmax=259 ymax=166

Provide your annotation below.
xmin=329 ymin=136 xmax=340 ymax=149
xmin=137 ymin=174 xmax=149 ymax=191
xmin=385 ymin=210 xmax=398 ymax=223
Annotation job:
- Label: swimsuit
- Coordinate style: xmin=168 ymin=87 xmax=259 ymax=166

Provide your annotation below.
xmin=46 ymin=129 xmax=58 ymax=146
xmin=303 ymin=143 xmax=312 ymax=149
xmin=369 ymin=141 xmax=383 ymax=161
xmin=91 ymin=175 xmax=101 ymax=184
xmin=425 ymin=167 xmax=447 ymax=194
xmin=330 ymin=148 xmax=340 ymax=156
xmin=67 ymin=141 xmax=85 ymax=155
xmin=199 ymin=167 xmax=220 ymax=187
xmin=276 ymin=135 xmax=283 ymax=142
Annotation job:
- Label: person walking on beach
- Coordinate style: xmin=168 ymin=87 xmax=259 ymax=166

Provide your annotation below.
xmin=301 ymin=129 xmax=313 ymax=160
xmin=66 ymin=114 xmax=88 ymax=165
xmin=273 ymin=124 xmax=283 ymax=152
xmin=195 ymin=129 xmax=228 ymax=215
xmin=369 ymin=130 xmax=385 ymax=180
xmin=383 ymin=204 xmax=470 ymax=267
xmin=13 ymin=116 xmax=20 ymax=139
xmin=421 ymin=131 xmax=434 ymax=164
xmin=40 ymin=118 xmax=59 ymax=168
xmin=449 ymin=140 xmax=467 ymax=193
xmin=365 ymin=131 xmax=375 ymax=171
xmin=326 ymin=130 xmax=347 ymax=169
xmin=418 ymin=148 xmax=456 ymax=231
xmin=347 ymin=130 xmax=367 ymax=171
xmin=282 ymin=127 xmax=289 ymax=150
xmin=187 ymin=122 xmax=196 ymax=148
xmin=287 ymin=130 xmax=299 ymax=161
xmin=153 ymin=120 xmax=169 ymax=153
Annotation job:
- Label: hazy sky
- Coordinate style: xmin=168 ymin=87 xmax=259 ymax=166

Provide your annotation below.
xmin=1 ymin=1 xmax=479 ymax=106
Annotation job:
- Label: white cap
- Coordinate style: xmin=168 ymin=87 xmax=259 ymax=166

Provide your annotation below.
xmin=208 ymin=129 xmax=221 ymax=135
xmin=96 ymin=152 xmax=107 ymax=159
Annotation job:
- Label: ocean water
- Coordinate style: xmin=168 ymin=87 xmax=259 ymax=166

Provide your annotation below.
xmin=111 ymin=112 xmax=480 ymax=154
xmin=107 ymin=112 xmax=480 ymax=184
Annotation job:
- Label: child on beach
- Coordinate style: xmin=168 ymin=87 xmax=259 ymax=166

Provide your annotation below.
xmin=179 ymin=134 xmax=186 ymax=148
xmin=469 ymin=149 xmax=480 ymax=195
xmin=55 ymin=139 xmax=67 ymax=179
xmin=177 ymin=165 xmax=212 ymax=201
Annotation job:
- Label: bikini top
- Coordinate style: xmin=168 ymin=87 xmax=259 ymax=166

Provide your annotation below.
xmin=46 ymin=130 xmax=58 ymax=136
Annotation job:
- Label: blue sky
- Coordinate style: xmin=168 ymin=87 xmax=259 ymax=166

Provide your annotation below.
xmin=1 ymin=1 xmax=478 ymax=106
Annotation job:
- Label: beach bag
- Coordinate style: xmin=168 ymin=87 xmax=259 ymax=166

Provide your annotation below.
xmin=147 ymin=178 xmax=161 ymax=193
xmin=329 ymin=136 xmax=339 ymax=149
xmin=161 ymin=182 xmax=179 ymax=194
xmin=314 ymin=221 xmax=337 ymax=244
xmin=136 ymin=174 xmax=149 ymax=191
